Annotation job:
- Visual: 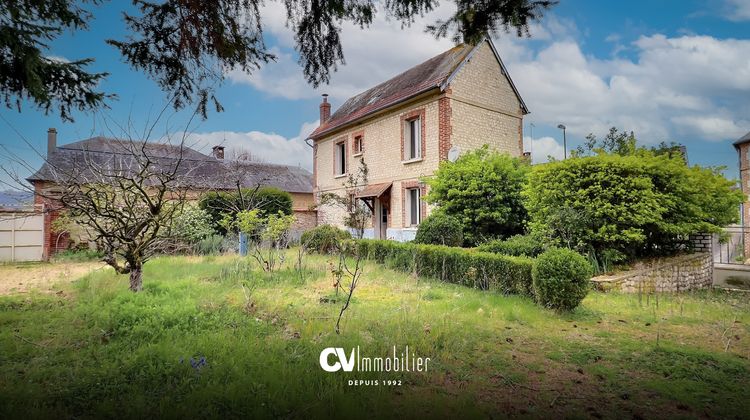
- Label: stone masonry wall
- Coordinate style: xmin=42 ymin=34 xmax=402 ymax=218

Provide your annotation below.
xmin=591 ymin=253 xmax=713 ymax=293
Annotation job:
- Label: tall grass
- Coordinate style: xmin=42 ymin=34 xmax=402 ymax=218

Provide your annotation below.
xmin=0 ymin=252 xmax=748 ymax=418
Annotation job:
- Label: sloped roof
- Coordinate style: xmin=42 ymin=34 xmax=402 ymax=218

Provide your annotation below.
xmin=733 ymin=131 xmax=750 ymax=147
xmin=309 ymin=39 xmax=528 ymax=140
xmin=28 ymin=137 xmax=313 ymax=193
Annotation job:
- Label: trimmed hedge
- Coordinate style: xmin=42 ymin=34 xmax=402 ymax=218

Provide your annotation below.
xmin=477 ymin=234 xmax=544 ymax=257
xmin=413 ymin=213 xmax=464 ymax=247
xmin=352 ymin=239 xmax=534 ymax=295
xmin=532 ymin=248 xmax=592 ymax=311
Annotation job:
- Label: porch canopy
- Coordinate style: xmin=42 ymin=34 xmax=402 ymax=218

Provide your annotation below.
xmin=355 ymin=182 xmax=391 ymax=212
xmin=355 ymin=182 xmax=392 ymax=199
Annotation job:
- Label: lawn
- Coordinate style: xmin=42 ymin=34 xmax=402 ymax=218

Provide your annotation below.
xmin=0 ymin=252 xmax=749 ymax=418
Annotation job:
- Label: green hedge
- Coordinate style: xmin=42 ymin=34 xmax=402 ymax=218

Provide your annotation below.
xmin=352 ymin=239 xmax=534 ymax=295
xmin=477 ymin=234 xmax=544 ymax=257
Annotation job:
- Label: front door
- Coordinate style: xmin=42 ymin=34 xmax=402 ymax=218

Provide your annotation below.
xmin=379 ymin=202 xmax=388 ymax=239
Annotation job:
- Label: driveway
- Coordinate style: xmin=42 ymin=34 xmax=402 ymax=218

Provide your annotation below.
xmin=0 ymin=261 xmax=105 ymax=296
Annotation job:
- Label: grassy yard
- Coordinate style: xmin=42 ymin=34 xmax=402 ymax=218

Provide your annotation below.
xmin=0 ymin=252 xmax=748 ymax=418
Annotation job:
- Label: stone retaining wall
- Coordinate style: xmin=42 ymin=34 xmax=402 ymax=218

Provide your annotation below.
xmin=591 ymin=253 xmax=712 ymax=293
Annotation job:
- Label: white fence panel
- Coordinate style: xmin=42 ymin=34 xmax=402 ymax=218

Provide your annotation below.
xmin=0 ymin=212 xmax=44 ymax=262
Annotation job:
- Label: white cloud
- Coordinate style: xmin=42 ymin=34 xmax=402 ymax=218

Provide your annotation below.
xmin=724 ymin=0 xmax=750 ymax=21
xmin=525 ymin=136 xmax=565 ymax=164
xmin=181 ymin=121 xmax=317 ymax=170
xmin=513 ymin=34 xmax=750 ymax=142
xmin=232 ymin=8 xmax=750 ymax=146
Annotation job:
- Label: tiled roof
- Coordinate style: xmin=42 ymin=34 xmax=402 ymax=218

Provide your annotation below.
xmin=309 ymin=44 xmax=473 ymax=139
xmin=309 ymin=39 xmax=528 ymax=140
xmin=28 ymin=137 xmax=313 ymax=193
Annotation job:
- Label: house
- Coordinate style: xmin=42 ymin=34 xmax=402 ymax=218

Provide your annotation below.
xmin=308 ymin=38 xmax=528 ymax=241
xmin=28 ymin=130 xmax=315 ymax=259
xmin=733 ymin=131 xmax=750 ymax=257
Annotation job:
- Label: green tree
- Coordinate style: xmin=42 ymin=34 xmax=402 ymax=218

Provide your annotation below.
xmin=1 ymin=0 xmax=555 ymax=120
xmin=525 ymin=150 xmax=743 ymax=263
xmin=426 ymin=147 xmax=529 ymax=246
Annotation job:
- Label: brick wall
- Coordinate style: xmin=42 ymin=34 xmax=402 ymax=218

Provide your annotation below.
xmin=33 ymin=181 xmax=68 ymax=260
xmin=738 ymin=143 xmax=750 ymax=257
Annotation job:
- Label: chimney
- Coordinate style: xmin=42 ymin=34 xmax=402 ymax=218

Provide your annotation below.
xmin=319 ymin=94 xmax=331 ymax=125
xmin=212 ymin=145 xmax=225 ymax=159
xmin=47 ymin=128 xmax=57 ymax=157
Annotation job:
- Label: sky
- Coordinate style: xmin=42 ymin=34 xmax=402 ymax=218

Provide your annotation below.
xmin=1 ymin=0 xmax=749 ymax=188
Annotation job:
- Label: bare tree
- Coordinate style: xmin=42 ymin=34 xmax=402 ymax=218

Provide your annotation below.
xmin=0 ymin=111 xmax=210 ymax=291
xmin=43 ymin=138 xmax=197 ymax=291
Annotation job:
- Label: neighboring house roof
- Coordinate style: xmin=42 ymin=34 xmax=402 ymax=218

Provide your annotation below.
xmin=28 ymin=137 xmax=313 ymax=193
xmin=309 ymin=38 xmax=528 ymax=140
xmin=733 ymin=131 xmax=750 ymax=148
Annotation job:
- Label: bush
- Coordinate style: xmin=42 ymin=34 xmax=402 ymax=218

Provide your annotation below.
xmin=532 ymin=248 xmax=592 ymax=311
xmin=477 ymin=234 xmax=544 ymax=257
xmin=199 ymin=187 xmax=293 ymax=234
xmin=413 ymin=213 xmax=464 ymax=246
xmin=195 ymin=234 xmax=226 ymax=255
xmin=300 ymin=225 xmax=352 ymax=254
xmin=426 ymin=146 xmax=529 ymax=246
xmin=353 ymin=239 xmax=533 ymax=295
xmin=525 ymin=148 xmax=743 ymax=262
xmin=171 ymin=206 xmax=215 ymax=244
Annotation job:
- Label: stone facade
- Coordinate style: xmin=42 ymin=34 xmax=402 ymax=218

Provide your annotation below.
xmin=313 ymin=41 xmax=525 ymax=240
xmin=591 ymin=253 xmax=713 ymax=293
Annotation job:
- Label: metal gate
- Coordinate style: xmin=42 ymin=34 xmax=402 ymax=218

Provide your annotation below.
xmin=714 ymin=225 xmax=746 ymax=265
xmin=713 ymin=225 xmax=750 ymax=290
xmin=0 ymin=209 xmax=44 ymax=262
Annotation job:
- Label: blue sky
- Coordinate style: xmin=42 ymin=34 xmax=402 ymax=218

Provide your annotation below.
xmin=1 ymin=0 xmax=749 ymax=187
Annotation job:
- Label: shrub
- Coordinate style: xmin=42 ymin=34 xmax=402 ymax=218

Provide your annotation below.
xmin=413 ymin=213 xmax=464 ymax=246
xmin=353 ymin=239 xmax=534 ymax=295
xmin=199 ymin=187 xmax=293 ymax=233
xmin=478 ymin=234 xmax=543 ymax=257
xmin=195 ymin=234 xmax=225 ymax=255
xmin=426 ymin=146 xmax=529 ymax=246
xmin=532 ymin=248 xmax=592 ymax=311
xmin=171 ymin=206 xmax=215 ymax=244
xmin=525 ymin=145 xmax=743 ymax=262
xmin=301 ymin=225 xmax=352 ymax=254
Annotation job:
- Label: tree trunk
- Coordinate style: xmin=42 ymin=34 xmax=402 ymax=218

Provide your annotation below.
xmin=129 ymin=265 xmax=143 ymax=292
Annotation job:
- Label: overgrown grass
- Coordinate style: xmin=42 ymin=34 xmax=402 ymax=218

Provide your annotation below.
xmin=0 ymin=252 xmax=748 ymax=418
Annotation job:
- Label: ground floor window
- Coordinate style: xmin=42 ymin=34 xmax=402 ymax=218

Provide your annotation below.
xmin=407 ymin=187 xmax=421 ymax=226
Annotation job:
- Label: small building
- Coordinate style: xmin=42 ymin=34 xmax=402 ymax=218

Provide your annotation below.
xmin=27 ymin=130 xmax=314 ymax=259
xmin=308 ymin=38 xmax=528 ymax=240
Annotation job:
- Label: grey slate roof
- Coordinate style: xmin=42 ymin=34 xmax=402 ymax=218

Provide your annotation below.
xmin=28 ymin=137 xmax=313 ymax=193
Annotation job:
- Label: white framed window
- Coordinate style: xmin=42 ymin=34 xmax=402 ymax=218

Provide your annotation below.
xmin=335 ymin=141 xmax=346 ymax=175
xmin=405 ymin=117 xmax=421 ymax=160
xmin=407 ymin=187 xmax=421 ymax=226
xmin=354 ymin=135 xmax=363 ymax=155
